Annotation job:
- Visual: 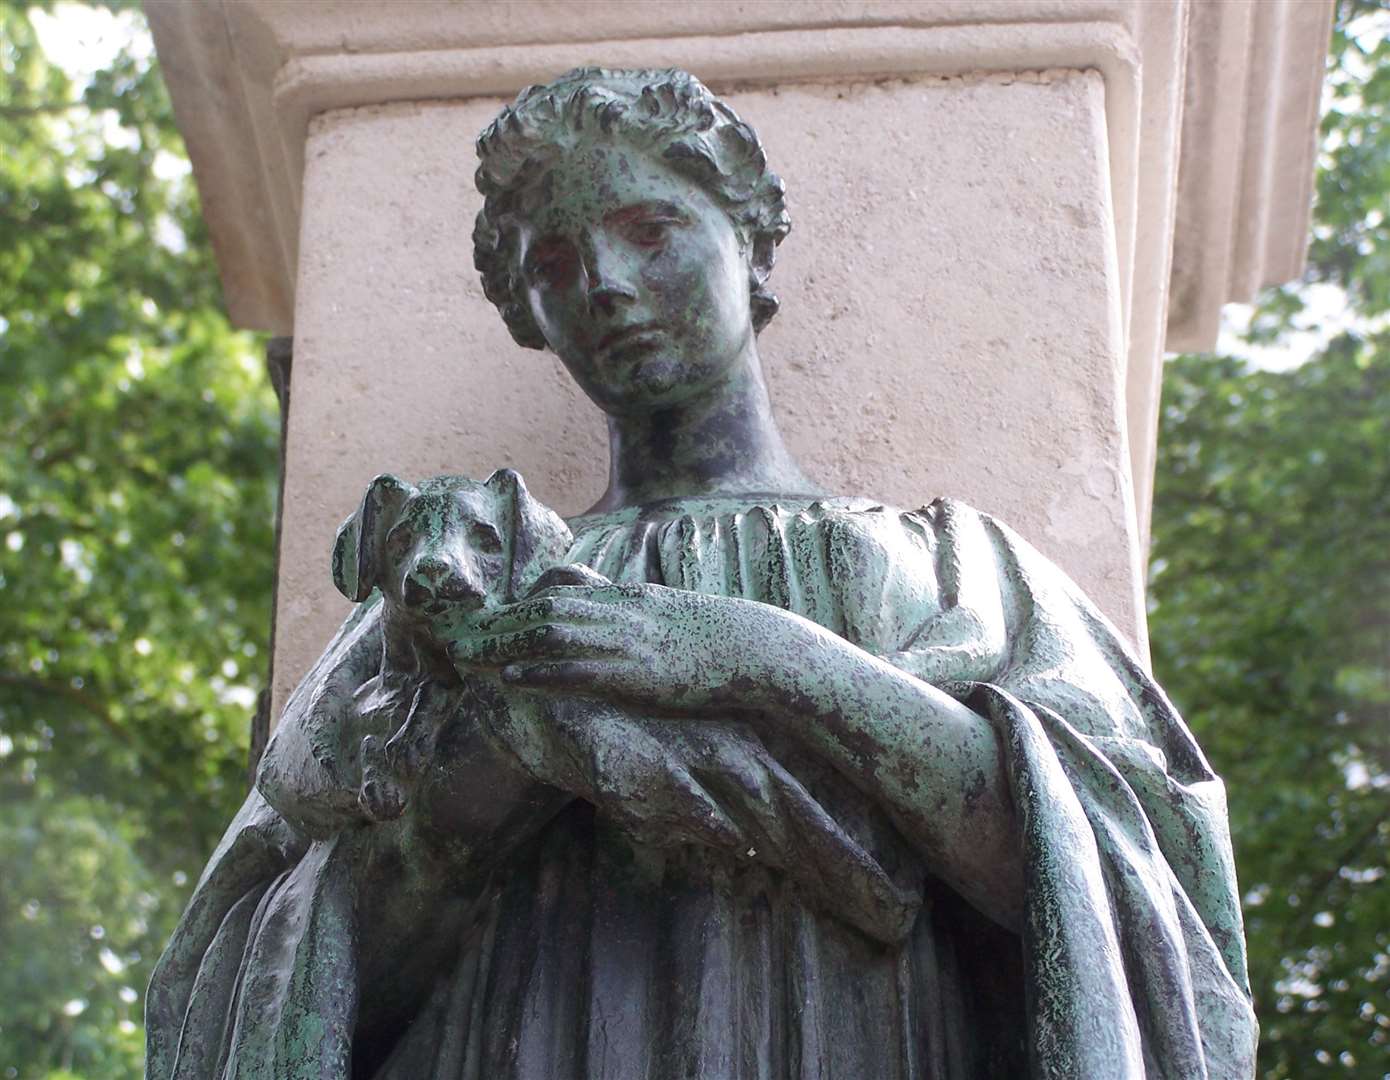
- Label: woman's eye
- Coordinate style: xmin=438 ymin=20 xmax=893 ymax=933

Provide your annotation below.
xmin=526 ymin=247 xmax=576 ymax=287
xmin=627 ymin=219 xmax=674 ymax=247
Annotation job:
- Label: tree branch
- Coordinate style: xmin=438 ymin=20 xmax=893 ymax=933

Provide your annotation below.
xmin=0 ymin=670 xmax=188 ymax=790
xmin=1278 ymin=812 xmax=1388 ymax=953
xmin=0 ymin=102 xmax=82 ymax=119
xmin=0 ymin=671 xmax=132 ymax=742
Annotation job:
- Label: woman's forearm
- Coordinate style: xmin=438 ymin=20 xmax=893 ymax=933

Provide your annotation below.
xmin=756 ymin=624 xmax=1024 ymax=930
xmin=452 ymin=582 xmax=1024 ymax=927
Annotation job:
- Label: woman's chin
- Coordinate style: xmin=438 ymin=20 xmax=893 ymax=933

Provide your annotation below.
xmin=589 ymin=343 xmax=735 ymax=413
xmin=620 ymin=354 xmax=705 ymax=405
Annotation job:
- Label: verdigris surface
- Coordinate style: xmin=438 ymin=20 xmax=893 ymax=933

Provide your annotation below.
xmin=146 ymin=68 xmax=1256 ymax=1079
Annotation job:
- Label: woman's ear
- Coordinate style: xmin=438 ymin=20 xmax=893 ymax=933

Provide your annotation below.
xmin=485 ymin=468 xmax=574 ymax=600
xmin=332 ymin=474 xmax=414 ymax=602
xmin=749 ymin=233 xmax=776 ymax=287
xmin=745 ymin=232 xmax=781 ymax=333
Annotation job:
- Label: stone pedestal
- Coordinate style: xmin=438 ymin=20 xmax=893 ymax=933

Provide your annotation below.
xmin=146 ymin=0 xmax=1332 ymax=719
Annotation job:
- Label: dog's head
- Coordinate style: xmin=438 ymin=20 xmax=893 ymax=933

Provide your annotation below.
xmin=331 ymin=469 xmax=572 ymax=619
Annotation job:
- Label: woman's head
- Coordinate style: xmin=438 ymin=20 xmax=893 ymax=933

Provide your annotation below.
xmin=473 ymin=67 xmax=790 ymax=353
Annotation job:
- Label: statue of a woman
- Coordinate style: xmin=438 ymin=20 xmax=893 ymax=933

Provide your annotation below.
xmin=146 ymin=69 xmax=1256 ymax=1079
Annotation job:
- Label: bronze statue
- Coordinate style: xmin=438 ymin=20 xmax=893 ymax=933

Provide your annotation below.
xmin=146 ymin=68 xmax=1256 ymax=1079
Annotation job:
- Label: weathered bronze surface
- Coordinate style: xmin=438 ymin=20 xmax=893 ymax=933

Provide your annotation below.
xmin=147 ymin=69 xmax=1255 ymax=1078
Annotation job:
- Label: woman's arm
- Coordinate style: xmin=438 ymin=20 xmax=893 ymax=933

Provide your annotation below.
xmin=752 ymin=622 xmax=1023 ymax=930
xmin=452 ymin=582 xmax=1024 ymax=930
xmin=257 ymin=599 xmax=386 ymax=838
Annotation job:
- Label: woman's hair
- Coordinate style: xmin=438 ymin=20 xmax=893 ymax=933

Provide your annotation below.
xmin=473 ymin=67 xmax=791 ymax=350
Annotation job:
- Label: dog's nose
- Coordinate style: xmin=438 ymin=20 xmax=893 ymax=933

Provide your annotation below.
xmin=432 ymin=572 xmax=485 ymax=606
xmin=403 ymin=555 xmax=485 ymax=610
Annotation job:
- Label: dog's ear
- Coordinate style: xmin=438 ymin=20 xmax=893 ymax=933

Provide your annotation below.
xmin=485 ymin=468 xmax=573 ymax=600
xmin=333 ymin=474 xmax=415 ymax=602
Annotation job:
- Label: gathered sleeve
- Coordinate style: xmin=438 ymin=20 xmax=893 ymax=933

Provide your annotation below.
xmin=857 ymin=499 xmax=1256 ymax=1079
xmin=144 ymin=602 xmax=386 ymax=1077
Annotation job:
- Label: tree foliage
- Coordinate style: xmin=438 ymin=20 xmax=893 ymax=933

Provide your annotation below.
xmin=0 ymin=1 xmax=1385 ymax=1078
xmin=1149 ymin=3 xmax=1390 ymax=1076
xmin=0 ymin=4 xmax=277 ymax=1076
xmin=1152 ymin=343 xmax=1389 ymax=1077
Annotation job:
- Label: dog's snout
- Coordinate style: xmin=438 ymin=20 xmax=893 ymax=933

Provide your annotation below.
xmin=403 ymin=554 xmax=485 ymax=610
xmin=432 ymin=571 xmax=485 ymax=606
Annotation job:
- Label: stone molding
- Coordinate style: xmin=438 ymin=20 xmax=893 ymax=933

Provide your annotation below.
xmin=146 ymin=0 xmax=1331 ymax=540
xmin=271 ymin=22 xmax=1141 ymax=333
xmin=1166 ymin=0 xmax=1334 ymax=351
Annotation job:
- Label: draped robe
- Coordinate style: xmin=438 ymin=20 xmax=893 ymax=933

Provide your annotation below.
xmin=146 ymin=495 xmax=1257 ymax=1079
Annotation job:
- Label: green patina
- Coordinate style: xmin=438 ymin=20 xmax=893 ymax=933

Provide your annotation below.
xmin=147 ymin=68 xmax=1255 ymax=1079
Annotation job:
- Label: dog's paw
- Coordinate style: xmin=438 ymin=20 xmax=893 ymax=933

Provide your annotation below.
xmin=358 ymin=769 xmax=408 ymax=822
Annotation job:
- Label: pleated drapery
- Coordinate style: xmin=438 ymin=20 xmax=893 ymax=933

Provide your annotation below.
xmin=149 ymin=496 xmax=1255 ymax=1079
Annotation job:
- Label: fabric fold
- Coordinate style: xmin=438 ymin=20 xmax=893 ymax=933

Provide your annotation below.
xmin=149 ymin=493 xmax=1254 ymax=1079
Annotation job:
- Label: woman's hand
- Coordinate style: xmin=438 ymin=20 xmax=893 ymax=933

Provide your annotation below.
xmin=448 ymin=565 xmax=842 ymax=716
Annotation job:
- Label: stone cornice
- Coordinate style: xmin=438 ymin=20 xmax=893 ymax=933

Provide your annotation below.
xmin=147 ymin=2 xmax=1163 ymax=338
xmin=1166 ymin=0 xmax=1334 ymax=351
xmin=274 ymin=21 xmax=1143 ymax=330
xmin=145 ymin=0 xmax=1332 ymax=538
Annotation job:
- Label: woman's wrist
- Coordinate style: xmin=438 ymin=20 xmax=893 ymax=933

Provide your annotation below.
xmin=742 ymin=611 xmax=862 ymax=718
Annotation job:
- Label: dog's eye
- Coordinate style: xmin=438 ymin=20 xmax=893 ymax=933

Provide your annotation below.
xmin=385 ymin=528 xmax=412 ymax=558
xmin=471 ymin=523 xmax=503 ymax=555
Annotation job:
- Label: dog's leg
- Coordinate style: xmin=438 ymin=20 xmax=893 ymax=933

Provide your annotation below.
xmin=357 ymin=682 xmax=428 ymax=822
xmin=358 ymin=730 xmax=407 ymax=822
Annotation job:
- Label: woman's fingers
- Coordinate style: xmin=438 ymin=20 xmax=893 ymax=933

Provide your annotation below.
xmin=451 ymin=623 xmax=628 ymax=667
xmin=500 ymin=659 xmax=640 ymax=693
xmin=526 ymin=564 xmax=611 ymax=593
xmin=468 ymin=592 xmax=623 ymax=636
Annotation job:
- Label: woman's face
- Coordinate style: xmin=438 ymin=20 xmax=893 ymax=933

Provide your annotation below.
xmin=512 ymin=142 xmax=755 ymax=415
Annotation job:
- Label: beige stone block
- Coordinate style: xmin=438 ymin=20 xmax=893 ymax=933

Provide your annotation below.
xmin=272 ymin=71 xmax=1142 ymax=717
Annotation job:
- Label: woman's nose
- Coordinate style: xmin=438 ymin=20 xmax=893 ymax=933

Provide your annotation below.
xmin=588 ymin=278 xmax=637 ymax=314
xmin=581 ymin=235 xmax=638 ymax=313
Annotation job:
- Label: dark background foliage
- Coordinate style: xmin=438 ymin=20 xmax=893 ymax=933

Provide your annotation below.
xmin=1147 ymin=3 xmax=1389 ymax=1072
xmin=2 ymin=3 xmax=276 ymax=1075
xmin=1 ymin=1 xmax=1385 ymax=1077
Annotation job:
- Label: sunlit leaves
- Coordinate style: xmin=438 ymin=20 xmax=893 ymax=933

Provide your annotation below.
xmin=0 ymin=5 xmax=277 ymax=1077
xmin=0 ymin=799 xmax=157 ymax=1074
xmin=1153 ymin=338 xmax=1390 ymax=1079
xmin=1311 ymin=1 xmax=1390 ymax=316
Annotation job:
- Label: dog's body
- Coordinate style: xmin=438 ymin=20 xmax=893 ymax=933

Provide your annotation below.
xmin=330 ymin=469 xmax=573 ymax=826
xmin=288 ymin=469 xmax=575 ymax=1070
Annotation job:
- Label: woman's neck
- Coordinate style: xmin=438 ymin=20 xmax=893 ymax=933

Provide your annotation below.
xmin=589 ymin=352 xmax=821 ymax=513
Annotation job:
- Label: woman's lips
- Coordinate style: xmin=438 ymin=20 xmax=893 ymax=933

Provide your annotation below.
xmin=597 ymin=323 xmax=663 ymax=354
